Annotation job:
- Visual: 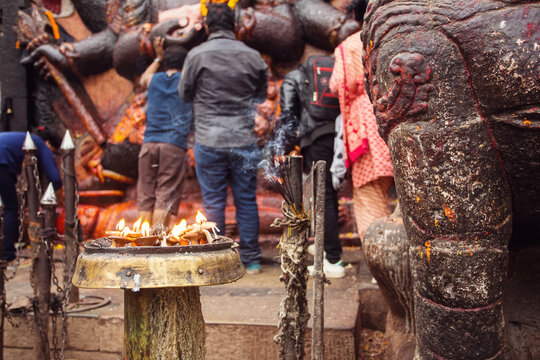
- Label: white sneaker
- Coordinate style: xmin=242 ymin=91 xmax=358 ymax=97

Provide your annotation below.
xmin=308 ymin=258 xmax=345 ymax=279
xmin=307 ymin=244 xmax=326 ymax=257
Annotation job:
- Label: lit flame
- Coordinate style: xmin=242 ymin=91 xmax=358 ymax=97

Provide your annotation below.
xmin=116 ymin=218 xmax=125 ymax=231
xmin=121 ymin=226 xmax=130 ymax=237
xmin=141 ymin=221 xmax=150 ymax=237
xmin=196 ymin=210 xmax=206 ymax=224
xmin=171 ymin=219 xmax=187 ymax=238
xmin=133 ymin=217 xmax=142 ymax=232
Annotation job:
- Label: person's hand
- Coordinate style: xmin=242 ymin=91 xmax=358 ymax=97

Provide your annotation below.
xmin=59 ymin=42 xmax=80 ymax=58
xmin=254 ymin=113 xmax=269 ymax=138
xmin=254 ymin=100 xmax=273 ymax=138
xmin=288 ymin=146 xmax=301 ymax=156
xmin=153 ymin=37 xmax=165 ymax=61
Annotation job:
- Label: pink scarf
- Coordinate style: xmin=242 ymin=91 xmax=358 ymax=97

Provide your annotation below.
xmin=333 ymin=37 xmax=369 ymax=168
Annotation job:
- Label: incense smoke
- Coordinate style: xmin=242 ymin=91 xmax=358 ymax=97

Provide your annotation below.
xmin=258 ymin=117 xmax=298 ymax=178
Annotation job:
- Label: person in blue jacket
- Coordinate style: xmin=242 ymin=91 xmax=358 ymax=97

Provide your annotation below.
xmin=0 ymin=132 xmax=62 ymax=262
xmin=137 ymin=37 xmax=192 ymax=227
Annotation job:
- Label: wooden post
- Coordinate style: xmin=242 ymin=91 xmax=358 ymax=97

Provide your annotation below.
xmin=124 ymin=287 xmax=206 ymax=359
xmin=311 ymin=161 xmax=326 ymax=360
xmin=61 ymin=130 xmax=79 ymax=303
xmin=35 ymin=183 xmax=57 ymax=360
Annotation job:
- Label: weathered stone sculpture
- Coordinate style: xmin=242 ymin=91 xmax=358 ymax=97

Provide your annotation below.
xmin=363 ymin=206 xmax=413 ymax=331
xmin=363 ymin=205 xmax=415 ymax=358
xmin=362 ymin=1 xmax=539 ymax=359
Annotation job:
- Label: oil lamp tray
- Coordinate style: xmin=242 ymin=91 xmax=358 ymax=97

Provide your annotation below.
xmin=107 ymin=235 xmax=160 ymax=247
xmin=72 ymin=236 xmax=245 ymax=289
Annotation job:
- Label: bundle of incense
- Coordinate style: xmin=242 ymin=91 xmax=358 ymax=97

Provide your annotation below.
xmin=265 ymin=158 xmax=296 ymax=207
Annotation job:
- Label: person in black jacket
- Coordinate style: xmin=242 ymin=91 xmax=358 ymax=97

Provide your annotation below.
xmin=178 ymin=3 xmax=267 ymax=274
xmin=278 ymin=57 xmax=345 ymax=278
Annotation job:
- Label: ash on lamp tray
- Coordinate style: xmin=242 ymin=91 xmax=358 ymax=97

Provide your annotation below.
xmin=103 ymin=210 xmax=220 ymax=248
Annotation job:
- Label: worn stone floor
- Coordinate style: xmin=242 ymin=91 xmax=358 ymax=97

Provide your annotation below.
xmin=4 ymin=242 xmax=386 ymax=359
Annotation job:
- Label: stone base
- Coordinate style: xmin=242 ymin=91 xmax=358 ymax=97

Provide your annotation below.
xmin=4 ymin=316 xmax=357 ymax=360
xmin=383 ymin=311 xmax=415 ymax=360
xmin=4 ymin=246 xmax=367 ymax=359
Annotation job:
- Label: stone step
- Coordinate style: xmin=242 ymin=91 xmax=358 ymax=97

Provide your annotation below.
xmin=4 ymin=247 xmax=368 ymax=359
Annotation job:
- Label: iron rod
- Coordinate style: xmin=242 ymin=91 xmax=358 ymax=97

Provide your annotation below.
xmin=35 ymin=183 xmax=57 ymax=360
xmin=22 ymin=134 xmax=40 ymax=293
xmin=22 ymin=134 xmax=49 ymax=359
xmin=61 ymin=131 xmax=79 ymax=303
xmin=23 ymin=147 xmax=40 ymax=255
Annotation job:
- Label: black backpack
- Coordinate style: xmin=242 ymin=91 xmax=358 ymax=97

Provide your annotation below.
xmin=300 ymin=56 xmax=340 ymax=121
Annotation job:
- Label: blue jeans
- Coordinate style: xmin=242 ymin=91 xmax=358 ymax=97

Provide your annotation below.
xmin=194 ymin=142 xmax=261 ymax=267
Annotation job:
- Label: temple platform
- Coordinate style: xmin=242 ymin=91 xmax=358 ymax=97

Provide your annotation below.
xmin=4 ymin=242 xmax=387 ymax=359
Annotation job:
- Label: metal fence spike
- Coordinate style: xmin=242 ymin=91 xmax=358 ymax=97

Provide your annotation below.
xmin=60 ymin=130 xmax=75 ymax=150
xmin=22 ymin=131 xmax=36 ymax=151
xmin=40 ymin=183 xmax=57 ymax=206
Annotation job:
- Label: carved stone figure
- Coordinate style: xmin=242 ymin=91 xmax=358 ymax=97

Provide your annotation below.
xmin=363 ymin=205 xmax=416 ymax=358
xmin=362 ymin=1 xmax=539 ymax=359
xmin=12 ymin=0 xmax=360 ymax=238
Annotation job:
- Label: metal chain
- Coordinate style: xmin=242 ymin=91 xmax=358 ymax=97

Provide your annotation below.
xmin=34 ymin=226 xmax=52 ymax=360
xmin=27 ymin=156 xmax=54 ymax=358
xmin=3 ymin=158 xmax=32 ymax=328
xmin=58 ymin=167 xmax=80 ymax=360
xmin=2 ymin=149 xmax=79 ymax=359
xmin=50 ymin=152 xmax=82 ymax=360
xmin=28 ymin=154 xmax=42 ymax=289
xmin=31 ymin=156 xmax=43 ymax=199
xmin=2 ymin=257 xmax=26 ymax=328
xmin=48 ymin=228 xmax=62 ymax=360
xmin=4 ymin=160 xmax=30 ymax=282
xmin=21 ymin=153 xmax=62 ymax=358
xmin=21 ymin=155 xmax=43 ymax=289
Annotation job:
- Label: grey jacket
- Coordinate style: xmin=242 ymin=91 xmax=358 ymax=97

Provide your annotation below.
xmin=178 ymin=30 xmax=268 ymax=148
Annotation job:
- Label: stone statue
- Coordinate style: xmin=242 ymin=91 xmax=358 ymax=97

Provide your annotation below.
xmin=362 ymin=0 xmax=539 ymax=359
xmin=12 ymin=0 xmax=361 ymax=238
xmin=363 ymin=205 xmax=416 ymax=358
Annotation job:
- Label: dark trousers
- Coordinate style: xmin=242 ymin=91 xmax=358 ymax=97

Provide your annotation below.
xmin=0 ymin=166 xmax=18 ymax=261
xmin=302 ymin=134 xmax=342 ymax=263
xmin=194 ymin=142 xmax=262 ymax=267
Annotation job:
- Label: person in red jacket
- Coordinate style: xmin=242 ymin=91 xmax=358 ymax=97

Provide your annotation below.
xmin=329 ymin=0 xmax=394 ymax=242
